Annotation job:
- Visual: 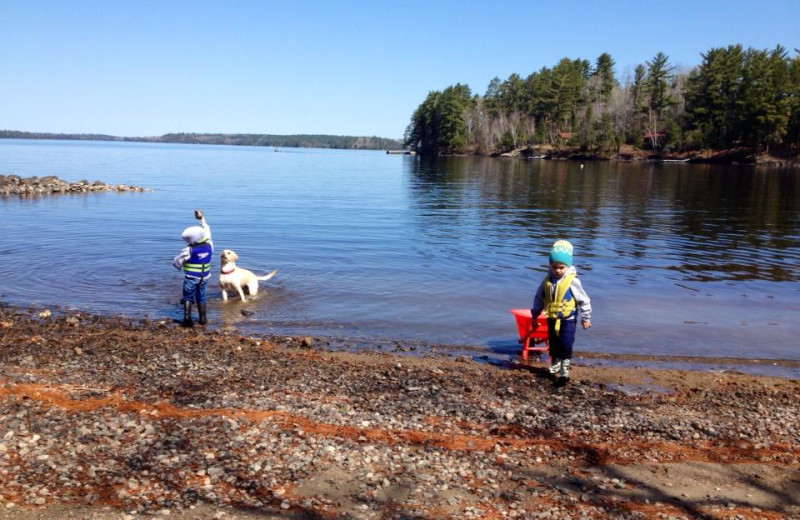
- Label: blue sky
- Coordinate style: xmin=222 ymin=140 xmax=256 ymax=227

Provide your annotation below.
xmin=2 ymin=1 xmax=798 ymax=139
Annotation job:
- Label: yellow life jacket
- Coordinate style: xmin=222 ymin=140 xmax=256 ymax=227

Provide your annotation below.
xmin=543 ymin=272 xmax=576 ymax=335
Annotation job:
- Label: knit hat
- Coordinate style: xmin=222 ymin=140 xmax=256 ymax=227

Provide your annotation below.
xmin=549 ymin=240 xmax=573 ymax=267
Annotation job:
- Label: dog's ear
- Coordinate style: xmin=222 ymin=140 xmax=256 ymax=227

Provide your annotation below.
xmin=231 ymin=251 xmax=239 ymax=261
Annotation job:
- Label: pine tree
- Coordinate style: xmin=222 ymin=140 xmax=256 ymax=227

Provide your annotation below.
xmin=644 ymin=53 xmax=675 ymax=151
xmin=739 ymin=46 xmax=791 ymax=150
xmin=594 ymin=53 xmax=616 ymax=101
xmin=685 ymin=45 xmax=745 ymax=148
xmin=786 ymin=50 xmax=800 ymax=148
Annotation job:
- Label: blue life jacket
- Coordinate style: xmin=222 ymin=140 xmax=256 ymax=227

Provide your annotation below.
xmin=184 ymin=240 xmax=213 ymax=279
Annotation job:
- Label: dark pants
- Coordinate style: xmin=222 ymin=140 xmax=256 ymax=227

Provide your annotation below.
xmin=181 ymin=276 xmax=208 ymax=304
xmin=547 ymin=318 xmax=577 ymax=360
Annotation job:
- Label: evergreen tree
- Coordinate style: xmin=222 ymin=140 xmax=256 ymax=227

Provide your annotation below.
xmin=594 ymin=53 xmax=616 ymax=101
xmin=525 ymin=67 xmax=556 ymax=142
xmin=627 ymin=64 xmax=648 ymax=143
xmin=630 ymin=65 xmax=646 ymax=112
xmin=787 ymin=50 xmax=800 ymax=148
xmin=404 ymin=91 xmax=441 ymax=154
xmin=404 ymin=84 xmax=473 ymax=155
xmin=438 ymin=84 xmax=473 ymax=153
xmin=738 ymin=46 xmax=791 ymax=150
xmin=685 ymin=45 xmax=745 ymax=148
xmin=552 ymin=58 xmax=590 ymax=137
xmin=499 ymin=73 xmax=525 ymax=113
xmin=484 ymin=77 xmax=503 ymax=118
xmin=646 ymin=53 xmax=675 ymax=117
xmin=643 ymin=53 xmax=675 ymax=151
xmin=403 ymin=43 xmax=798 ymax=156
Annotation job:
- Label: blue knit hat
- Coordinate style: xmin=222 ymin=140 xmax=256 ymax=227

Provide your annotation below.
xmin=549 ymin=240 xmax=573 ymax=267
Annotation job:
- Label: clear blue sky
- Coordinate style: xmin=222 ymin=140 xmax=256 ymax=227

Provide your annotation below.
xmin=2 ymin=0 xmax=798 ymax=139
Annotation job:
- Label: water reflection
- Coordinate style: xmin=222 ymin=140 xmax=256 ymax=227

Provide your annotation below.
xmin=1 ymin=140 xmax=798 ymax=359
xmin=405 ymin=157 xmax=799 ymax=283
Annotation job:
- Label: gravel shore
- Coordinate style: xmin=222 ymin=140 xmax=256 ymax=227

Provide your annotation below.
xmin=1 ymin=305 xmax=798 ymax=519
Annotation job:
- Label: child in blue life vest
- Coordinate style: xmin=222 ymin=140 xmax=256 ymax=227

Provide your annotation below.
xmin=531 ymin=240 xmax=592 ymax=382
xmin=172 ymin=209 xmax=213 ymax=327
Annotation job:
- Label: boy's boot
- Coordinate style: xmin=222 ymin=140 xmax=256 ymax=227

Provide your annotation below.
xmin=182 ymin=301 xmax=194 ymax=327
xmin=197 ymin=302 xmax=207 ymax=325
xmin=560 ymin=359 xmax=571 ymax=380
xmin=549 ymin=358 xmax=562 ymax=376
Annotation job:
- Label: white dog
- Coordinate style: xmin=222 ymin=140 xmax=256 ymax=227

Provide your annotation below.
xmin=218 ymin=249 xmax=277 ymax=302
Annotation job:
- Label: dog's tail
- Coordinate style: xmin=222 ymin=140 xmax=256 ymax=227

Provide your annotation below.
xmin=257 ymin=269 xmax=278 ymax=281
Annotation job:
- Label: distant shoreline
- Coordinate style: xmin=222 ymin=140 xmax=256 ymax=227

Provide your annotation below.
xmin=5 ymin=133 xmax=795 ymax=166
xmin=0 ymin=130 xmax=403 ymax=152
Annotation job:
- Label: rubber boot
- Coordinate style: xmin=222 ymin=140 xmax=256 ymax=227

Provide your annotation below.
xmin=182 ymin=301 xmax=194 ymax=327
xmin=560 ymin=359 xmax=571 ymax=381
xmin=197 ymin=302 xmax=207 ymax=325
xmin=549 ymin=358 xmax=562 ymax=376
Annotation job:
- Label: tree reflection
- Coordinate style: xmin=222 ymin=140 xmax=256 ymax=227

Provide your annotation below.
xmin=404 ymin=157 xmax=799 ymax=282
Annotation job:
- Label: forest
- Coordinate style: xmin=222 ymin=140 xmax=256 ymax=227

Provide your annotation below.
xmin=0 ymin=131 xmax=402 ymax=151
xmin=404 ymin=45 xmax=800 ymax=159
xmin=153 ymin=133 xmax=401 ymax=150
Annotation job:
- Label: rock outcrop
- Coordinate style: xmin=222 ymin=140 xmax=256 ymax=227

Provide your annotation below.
xmin=0 ymin=174 xmax=150 ymax=196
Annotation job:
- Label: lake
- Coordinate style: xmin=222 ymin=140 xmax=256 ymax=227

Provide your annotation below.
xmin=1 ymin=139 xmax=799 ymax=361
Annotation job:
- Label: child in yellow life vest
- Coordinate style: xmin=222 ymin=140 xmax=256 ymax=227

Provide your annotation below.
xmin=531 ymin=240 xmax=592 ymax=382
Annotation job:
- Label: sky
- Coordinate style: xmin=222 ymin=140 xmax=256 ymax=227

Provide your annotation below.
xmin=2 ymin=1 xmax=798 ymax=140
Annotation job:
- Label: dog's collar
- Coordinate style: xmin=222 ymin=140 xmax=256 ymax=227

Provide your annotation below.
xmin=221 ymin=267 xmax=235 ymax=275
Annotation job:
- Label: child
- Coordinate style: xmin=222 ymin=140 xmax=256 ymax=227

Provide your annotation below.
xmin=531 ymin=240 xmax=592 ymax=382
xmin=172 ymin=209 xmax=213 ymax=326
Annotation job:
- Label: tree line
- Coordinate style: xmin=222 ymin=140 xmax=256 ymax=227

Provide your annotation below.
xmin=0 ymin=131 xmax=402 ymax=151
xmin=404 ymin=44 xmax=800 ymax=157
xmin=156 ymin=133 xmax=401 ymax=150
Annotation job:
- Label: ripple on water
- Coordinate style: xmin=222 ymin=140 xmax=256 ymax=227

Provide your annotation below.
xmin=1 ymin=141 xmax=799 ymax=359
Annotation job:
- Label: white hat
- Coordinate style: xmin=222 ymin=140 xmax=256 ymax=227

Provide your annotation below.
xmin=181 ymin=226 xmax=208 ymax=245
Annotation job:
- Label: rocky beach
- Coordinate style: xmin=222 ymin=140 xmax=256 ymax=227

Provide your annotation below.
xmin=0 ymin=305 xmax=798 ymax=519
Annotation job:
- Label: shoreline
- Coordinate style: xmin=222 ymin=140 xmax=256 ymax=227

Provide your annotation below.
xmin=3 ymin=135 xmax=798 ymax=168
xmin=447 ymin=145 xmax=800 ymax=168
xmin=9 ymin=303 xmax=800 ymax=378
xmin=1 ymin=304 xmax=798 ymax=519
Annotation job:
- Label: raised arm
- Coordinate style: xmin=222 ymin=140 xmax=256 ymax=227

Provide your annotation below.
xmin=195 ymin=209 xmax=212 ymax=247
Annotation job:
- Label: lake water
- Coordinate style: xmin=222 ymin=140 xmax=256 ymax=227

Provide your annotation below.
xmin=1 ymin=139 xmax=799 ymax=361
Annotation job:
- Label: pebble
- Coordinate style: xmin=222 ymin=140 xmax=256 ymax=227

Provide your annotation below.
xmin=0 ymin=305 xmax=796 ymax=518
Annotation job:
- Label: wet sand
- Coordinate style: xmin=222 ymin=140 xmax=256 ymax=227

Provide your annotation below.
xmin=0 ymin=305 xmax=798 ymax=519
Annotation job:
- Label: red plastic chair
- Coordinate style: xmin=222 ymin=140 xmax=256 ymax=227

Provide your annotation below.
xmin=510 ymin=309 xmax=549 ymax=360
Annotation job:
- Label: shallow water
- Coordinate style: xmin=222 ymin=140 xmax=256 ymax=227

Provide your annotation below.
xmin=1 ymin=139 xmax=798 ymax=360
